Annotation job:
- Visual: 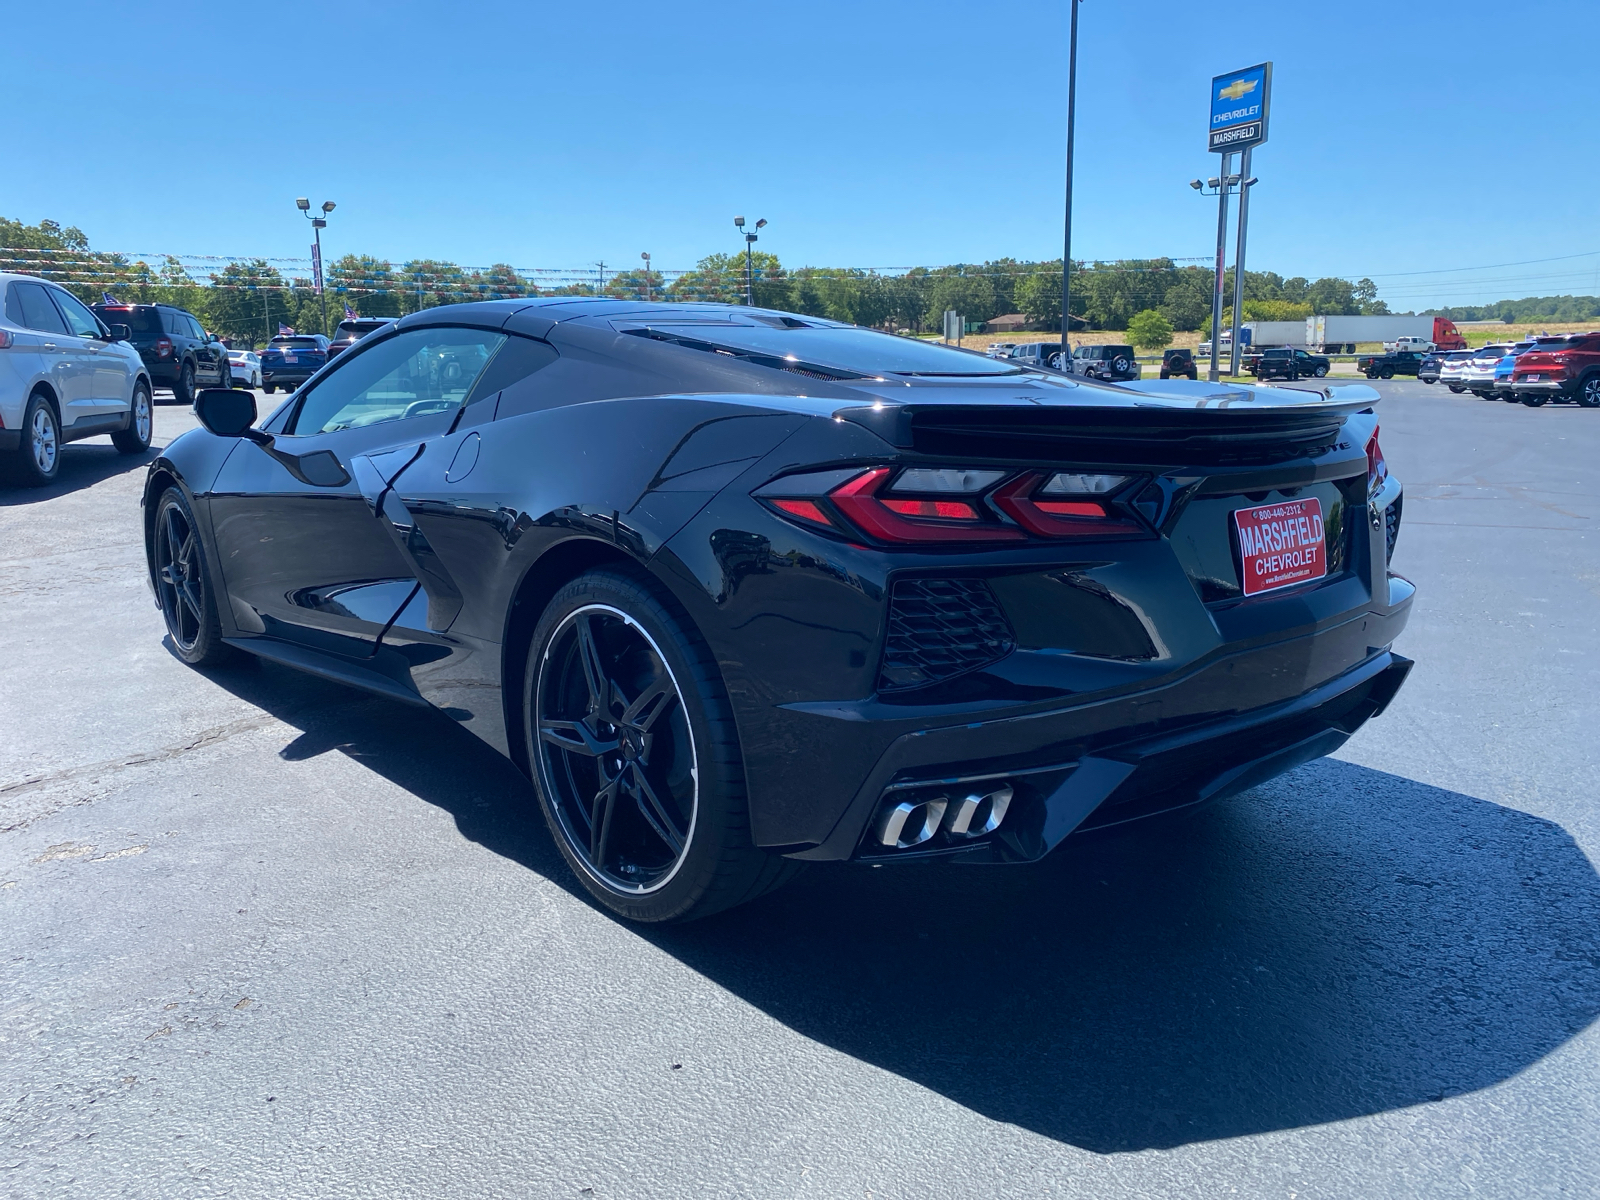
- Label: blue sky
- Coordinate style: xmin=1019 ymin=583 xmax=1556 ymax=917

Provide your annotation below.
xmin=3 ymin=0 xmax=1596 ymax=310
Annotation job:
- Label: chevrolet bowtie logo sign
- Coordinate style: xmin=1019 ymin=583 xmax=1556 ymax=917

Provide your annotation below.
xmin=1208 ymin=63 xmax=1271 ymax=152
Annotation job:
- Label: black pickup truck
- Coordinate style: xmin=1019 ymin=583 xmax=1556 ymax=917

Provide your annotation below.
xmin=1248 ymin=347 xmax=1330 ymax=381
xmin=1358 ymin=350 xmax=1425 ymax=379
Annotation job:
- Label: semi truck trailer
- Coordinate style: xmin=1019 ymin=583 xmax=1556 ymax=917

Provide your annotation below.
xmin=1243 ymin=316 xmax=1465 ymax=354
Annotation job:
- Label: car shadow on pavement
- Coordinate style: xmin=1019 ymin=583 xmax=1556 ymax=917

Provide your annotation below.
xmin=0 ymin=442 xmax=156 ymax=504
xmin=198 ymin=660 xmax=1600 ymax=1154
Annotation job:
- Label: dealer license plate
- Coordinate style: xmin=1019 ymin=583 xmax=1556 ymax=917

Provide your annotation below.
xmin=1233 ymin=497 xmax=1327 ymax=597
xmin=1525 ymin=374 xmax=1541 ymax=382
xmin=284 ymin=353 xmax=298 ymax=363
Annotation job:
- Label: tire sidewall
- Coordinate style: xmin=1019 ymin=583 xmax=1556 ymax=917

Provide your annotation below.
xmin=15 ymin=393 xmax=60 ymax=485
xmin=524 ymin=568 xmax=746 ymax=923
xmin=153 ymin=487 xmax=228 ymax=665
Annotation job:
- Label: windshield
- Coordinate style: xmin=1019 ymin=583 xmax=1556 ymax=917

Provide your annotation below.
xmin=640 ymin=322 xmax=1027 ymax=376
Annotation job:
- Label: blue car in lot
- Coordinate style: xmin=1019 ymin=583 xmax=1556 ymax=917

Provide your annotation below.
xmin=1492 ymin=342 xmax=1538 ymax=400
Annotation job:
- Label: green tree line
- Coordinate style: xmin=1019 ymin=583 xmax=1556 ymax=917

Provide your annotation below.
xmin=1422 ymin=294 xmax=1600 ymax=323
xmin=0 ymin=215 xmax=1391 ymax=345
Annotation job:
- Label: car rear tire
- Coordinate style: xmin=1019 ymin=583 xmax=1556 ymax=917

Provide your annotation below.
xmin=1577 ymin=376 xmax=1600 ymax=408
xmin=8 ymin=392 xmax=61 ymax=487
xmin=1380 ymin=368 xmax=1394 ymax=379
xmin=1448 ymin=385 xmax=1465 ymax=393
xmin=525 ymin=568 xmax=801 ymax=924
xmin=152 ymin=488 xmax=237 ymax=667
xmin=111 ymin=380 xmax=153 ymax=454
xmin=1521 ymin=394 xmax=1547 ymax=407
xmin=1314 ymin=365 xmax=1328 ymax=377
xmin=173 ymin=362 xmax=195 ymax=406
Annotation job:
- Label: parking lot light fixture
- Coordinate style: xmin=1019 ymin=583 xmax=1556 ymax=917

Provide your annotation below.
xmin=641 ymin=252 xmax=652 ymax=302
xmin=1190 ymin=179 xmax=1204 ymax=190
xmin=298 ymin=198 xmax=336 ymax=336
xmin=735 ymin=216 xmax=767 ymax=306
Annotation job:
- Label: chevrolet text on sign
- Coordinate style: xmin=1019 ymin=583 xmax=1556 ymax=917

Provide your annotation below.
xmin=1209 ymin=62 xmax=1271 ymax=152
xmin=1233 ymin=497 xmax=1327 ymax=596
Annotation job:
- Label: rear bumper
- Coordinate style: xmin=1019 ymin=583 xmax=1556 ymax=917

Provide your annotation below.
xmin=261 ymin=367 xmax=317 ymax=384
xmin=1512 ymin=378 xmax=1568 ymax=393
xmin=793 ymin=580 xmax=1415 ymax=863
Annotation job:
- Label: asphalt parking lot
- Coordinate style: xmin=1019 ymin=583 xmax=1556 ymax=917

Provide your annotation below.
xmin=3 ymin=381 xmax=1597 ymax=1198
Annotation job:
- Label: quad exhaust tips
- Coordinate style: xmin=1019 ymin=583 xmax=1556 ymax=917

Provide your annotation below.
xmin=874 ymin=784 xmax=1015 ymax=849
xmin=947 ymin=784 xmax=1013 ymax=838
xmin=876 ymin=796 xmax=948 ymax=849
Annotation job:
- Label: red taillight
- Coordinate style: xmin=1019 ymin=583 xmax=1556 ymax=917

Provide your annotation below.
xmin=880 ymin=498 xmax=981 ymax=520
xmin=992 ymin=474 xmax=1146 ymax=538
xmin=770 ymin=498 xmax=832 ymax=527
xmin=155 ymin=337 xmax=172 ymax=358
xmin=0 ymin=330 xmax=13 ymax=350
xmin=829 ymin=468 xmax=1024 ymax=543
xmin=1366 ymin=427 xmax=1388 ymax=493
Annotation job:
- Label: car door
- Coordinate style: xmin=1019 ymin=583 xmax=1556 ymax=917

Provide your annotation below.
xmin=9 ymin=281 xmax=94 ymax=422
xmin=51 ymin=286 xmax=132 ymax=414
xmin=208 ymin=323 xmax=510 ymax=660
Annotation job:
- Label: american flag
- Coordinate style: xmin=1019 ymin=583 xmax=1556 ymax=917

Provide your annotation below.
xmin=101 ymin=292 xmax=121 ymax=305
xmin=344 ymin=304 xmax=357 ymax=319
xmin=278 ymin=324 xmax=295 ymax=336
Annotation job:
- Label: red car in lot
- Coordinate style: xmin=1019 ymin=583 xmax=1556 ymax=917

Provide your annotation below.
xmin=1510 ymin=332 xmax=1600 ymax=407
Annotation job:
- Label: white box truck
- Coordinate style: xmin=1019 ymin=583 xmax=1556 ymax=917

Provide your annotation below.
xmin=1242 ymin=316 xmax=1466 ymax=354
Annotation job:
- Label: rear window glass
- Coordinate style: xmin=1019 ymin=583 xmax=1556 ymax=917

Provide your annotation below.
xmin=93 ymin=306 xmax=163 ymax=335
xmin=637 ymin=322 xmax=1026 ymax=376
xmin=271 ymin=337 xmax=324 ymax=350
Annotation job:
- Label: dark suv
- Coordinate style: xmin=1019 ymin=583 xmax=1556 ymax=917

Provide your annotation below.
xmin=1070 ymin=343 xmax=1140 ymax=382
xmin=90 ymin=302 xmax=229 ymax=403
xmin=1159 ymin=348 xmax=1197 ymax=379
xmin=327 ymin=316 xmax=391 ymax=361
xmin=259 ymin=334 xmax=330 ymax=393
xmin=1251 ymin=347 xmax=1330 ymax=381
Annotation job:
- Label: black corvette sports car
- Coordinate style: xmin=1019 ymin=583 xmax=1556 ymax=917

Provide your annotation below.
xmin=143 ymin=298 xmax=1413 ymax=923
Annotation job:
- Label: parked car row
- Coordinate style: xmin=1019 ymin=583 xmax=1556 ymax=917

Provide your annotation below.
xmin=1421 ymin=334 xmax=1600 ymax=406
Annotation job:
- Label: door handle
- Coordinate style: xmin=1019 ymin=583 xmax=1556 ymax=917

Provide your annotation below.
xmin=43 ymin=342 xmax=57 ymax=350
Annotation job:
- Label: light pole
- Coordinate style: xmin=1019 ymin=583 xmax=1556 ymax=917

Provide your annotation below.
xmin=641 ymin=251 xmax=652 ymax=301
xmin=1191 ymin=170 xmax=1237 ymax=381
xmin=733 ymin=215 xmax=766 ymax=305
xmin=297 ymin=198 xmax=335 ymax=336
xmin=1228 ymin=152 xmax=1259 ymax=379
xmin=1061 ymin=0 xmax=1081 ymax=352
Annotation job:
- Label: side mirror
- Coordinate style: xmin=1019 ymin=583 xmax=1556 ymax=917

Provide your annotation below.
xmin=108 ymin=324 xmax=131 ymax=342
xmin=194 ymin=388 xmax=261 ymax=439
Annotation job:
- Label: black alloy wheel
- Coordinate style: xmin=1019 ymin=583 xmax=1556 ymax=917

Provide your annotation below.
xmin=1578 ymin=375 xmax=1600 ymax=408
xmin=174 ymin=362 xmax=195 ymax=406
xmin=153 ymin=489 xmax=234 ymax=665
xmin=526 ymin=570 xmax=798 ymax=923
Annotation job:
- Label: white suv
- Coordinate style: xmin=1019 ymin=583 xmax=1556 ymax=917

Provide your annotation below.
xmin=0 ymin=273 xmax=153 ymax=485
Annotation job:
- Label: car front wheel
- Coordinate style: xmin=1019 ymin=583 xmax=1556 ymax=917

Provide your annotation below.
xmin=111 ymin=380 xmax=152 ymax=454
xmin=1578 ymin=375 xmax=1600 ymax=408
xmin=525 ymin=568 xmax=799 ymax=923
xmin=152 ymin=488 xmax=236 ymax=666
xmin=1313 ymin=365 xmax=1328 ymax=377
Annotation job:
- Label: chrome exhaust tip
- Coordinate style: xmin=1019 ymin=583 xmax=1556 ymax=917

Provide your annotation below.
xmin=946 ymin=784 xmax=1013 ymax=838
xmin=876 ymin=796 xmax=948 ymax=849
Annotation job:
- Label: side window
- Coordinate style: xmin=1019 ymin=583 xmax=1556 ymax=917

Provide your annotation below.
xmin=289 ymin=326 xmax=508 ymax=436
xmin=161 ymin=310 xmax=182 ymax=336
xmin=11 ymin=282 xmax=70 ymax=334
xmin=50 ymin=288 xmax=104 ymax=338
xmin=3 ymin=284 xmax=25 ymax=327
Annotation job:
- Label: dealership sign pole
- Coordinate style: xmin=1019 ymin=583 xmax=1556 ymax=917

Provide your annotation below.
xmin=1207 ymin=62 xmax=1271 ymax=381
